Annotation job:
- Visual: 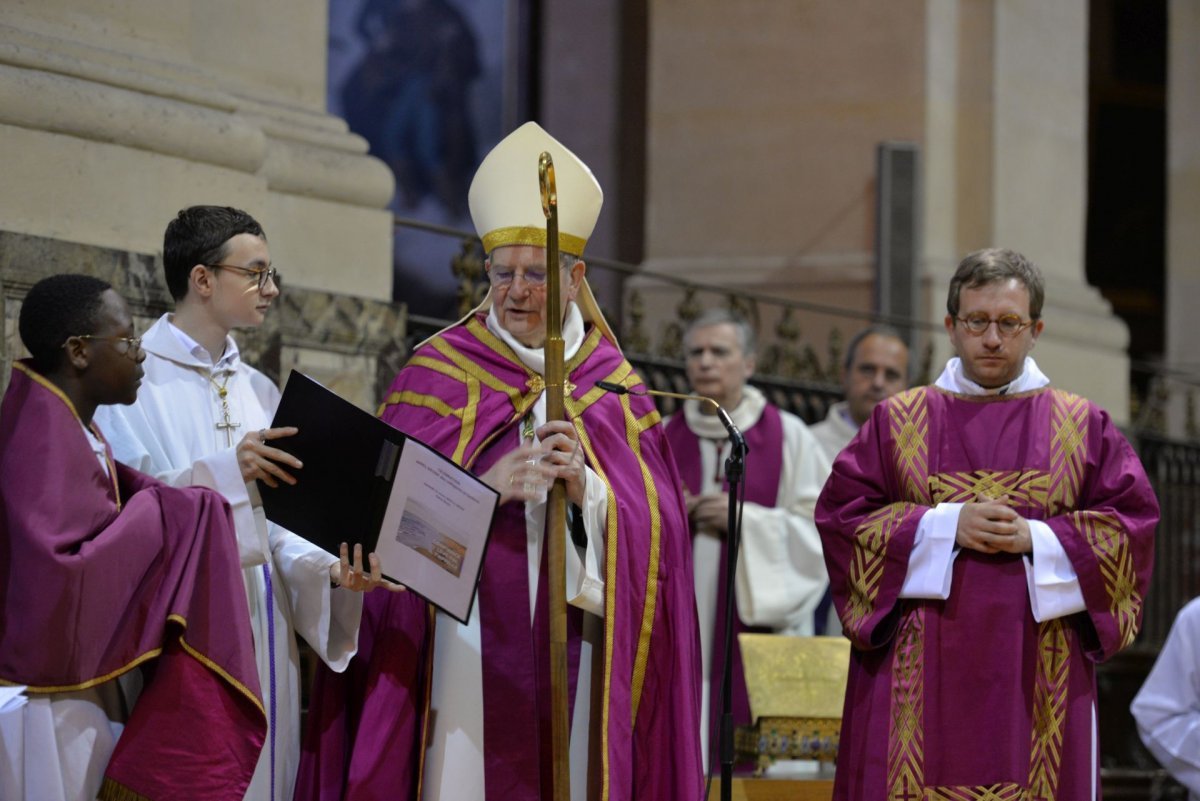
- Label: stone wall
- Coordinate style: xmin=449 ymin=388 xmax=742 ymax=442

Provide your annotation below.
xmin=0 ymin=232 xmax=408 ymax=411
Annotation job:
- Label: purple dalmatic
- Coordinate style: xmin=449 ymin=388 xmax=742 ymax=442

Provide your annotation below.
xmin=816 ymin=385 xmax=1158 ymax=801
xmin=0 ymin=362 xmax=266 ymax=800
xmin=297 ymin=315 xmax=703 ymax=800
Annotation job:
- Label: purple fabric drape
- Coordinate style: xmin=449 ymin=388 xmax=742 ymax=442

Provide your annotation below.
xmin=0 ymin=361 xmax=265 ymax=800
xmin=664 ymin=405 xmax=783 ymax=765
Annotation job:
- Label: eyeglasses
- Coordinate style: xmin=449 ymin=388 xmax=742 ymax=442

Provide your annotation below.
xmin=208 ymin=263 xmax=280 ymax=291
xmin=955 ymin=313 xmax=1036 ymax=338
xmin=487 ymin=267 xmax=555 ymax=287
xmin=65 ymin=334 xmax=144 ymax=360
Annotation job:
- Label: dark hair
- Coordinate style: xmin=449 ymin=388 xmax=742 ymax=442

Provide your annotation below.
xmin=843 ymin=324 xmax=908 ymax=370
xmin=19 ymin=274 xmax=112 ymax=372
xmin=946 ymin=248 xmax=1045 ymax=319
xmin=163 ymin=206 xmax=266 ymax=301
xmin=684 ymin=308 xmax=757 ymax=357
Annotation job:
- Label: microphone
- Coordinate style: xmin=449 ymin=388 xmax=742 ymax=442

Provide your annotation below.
xmin=593 ymin=381 xmax=747 ymax=455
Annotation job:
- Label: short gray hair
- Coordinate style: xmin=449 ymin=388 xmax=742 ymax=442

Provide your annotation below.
xmin=683 ymin=308 xmax=757 ymax=356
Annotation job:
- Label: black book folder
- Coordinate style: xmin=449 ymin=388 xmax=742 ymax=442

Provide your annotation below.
xmin=258 ymin=371 xmax=499 ymax=621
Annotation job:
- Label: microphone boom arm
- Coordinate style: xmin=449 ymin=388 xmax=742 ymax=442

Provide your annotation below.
xmin=595 ymin=378 xmax=748 ymax=799
xmin=593 ymin=381 xmax=747 ymax=457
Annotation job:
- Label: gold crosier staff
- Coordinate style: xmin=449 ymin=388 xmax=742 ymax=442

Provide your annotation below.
xmin=539 ymin=151 xmax=572 ymax=801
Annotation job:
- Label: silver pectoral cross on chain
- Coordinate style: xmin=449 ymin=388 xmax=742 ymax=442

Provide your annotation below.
xmin=209 ymin=370 xmax=240 ymax=447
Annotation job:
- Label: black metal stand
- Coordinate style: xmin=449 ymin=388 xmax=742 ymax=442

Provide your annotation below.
xmin=714 ymin=409 xmax=748 ymax=801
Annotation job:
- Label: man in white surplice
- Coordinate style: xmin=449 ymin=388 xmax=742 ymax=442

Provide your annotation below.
xmin=809 ymin=324 xmax=910 ymax=463
xmin=1131 ymin=597 xmax=1200 ymax=800
xmin=94 ymin=205 xmax=392 ymax=801
xmin=809 ymin=324 xmax=910 ymax=635
xmin=662 ymin=308 xmax=832 ymax=769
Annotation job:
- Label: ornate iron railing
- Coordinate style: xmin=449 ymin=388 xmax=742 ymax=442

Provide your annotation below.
xmin=395 ymin=215 xmax=1200 ymax=639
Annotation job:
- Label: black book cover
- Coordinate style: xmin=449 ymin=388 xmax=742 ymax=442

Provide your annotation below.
xmin=260 ymin=371 xmax=408 ymax=560
xmin=259 ymin=370 xmax=501 ymax=621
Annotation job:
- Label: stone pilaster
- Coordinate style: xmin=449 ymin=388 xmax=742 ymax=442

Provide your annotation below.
xmin=0 ymin=1 xmax=395 ymax=301
xmin=923 ymin=0 xmax=1131 ymax=422
xmin=1165 ymin=0 xmax=1200 ymax=438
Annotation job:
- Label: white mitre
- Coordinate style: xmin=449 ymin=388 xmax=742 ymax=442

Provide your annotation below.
xmin=458 ymin=121 xmax=618 ymax=347
xmin=468 ymin=121 xmax=604 ymax=257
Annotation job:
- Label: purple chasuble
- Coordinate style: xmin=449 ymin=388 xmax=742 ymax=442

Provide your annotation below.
xmin=0 ymin=362 xmax=266 ymax=800
xmin=297 ymin=316 xmax=703 ymax=801
xmin=664 ymin=404 xmax=783 ymax=762
xmin=816 ymin=386 xmax=1158 ymax=801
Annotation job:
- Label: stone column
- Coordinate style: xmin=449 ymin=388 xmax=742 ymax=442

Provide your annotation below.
xmin=994 ymin=0 xmax=1128 ymax=420
xmin=0 ymin=0 xmax=394 ymax=300
xmin=923 ymin=0 xmax=1131 ymax=421
xmin=1166 ymin=0 xmax=1200 ymax=437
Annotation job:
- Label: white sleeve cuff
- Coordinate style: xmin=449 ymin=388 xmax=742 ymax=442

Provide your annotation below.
xmin=1025 ymin=519 xmax=1086 ymax=622
xmin=190 ymin=447 xmax=270 ymax=566
xmin=271 ymin=528 xmax=362 ymax=670
xmin=900 ymin=503 xmax=961 ymax=599
xmin=566 ymin=467 xmax=607 ymax=617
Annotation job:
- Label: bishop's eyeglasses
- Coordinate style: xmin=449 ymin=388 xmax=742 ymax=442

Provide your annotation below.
xmin=955 ymin=313 xmax=1036 ymax=338
xmin=208 ymin=263 xmax=281 ymax=291
xmin=487 ymin=267 xmax=549 ymax=288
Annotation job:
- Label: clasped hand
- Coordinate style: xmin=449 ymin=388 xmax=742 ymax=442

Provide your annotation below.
xmin=482 ymin=420 xmax=585 ymax=506
xmin=684 ymin=488 xmax=729 ymax=536
xmin=955 ymin=495 xmax=1032 ymax=555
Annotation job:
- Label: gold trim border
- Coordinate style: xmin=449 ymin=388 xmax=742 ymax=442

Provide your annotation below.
xmin=480 ymin=226 xmax=588 ymax=256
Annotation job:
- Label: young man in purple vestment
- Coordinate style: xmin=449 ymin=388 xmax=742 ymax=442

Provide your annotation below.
xmin=0 ymin=274 xmax=266 ymax=801
xmin=662 ymin=308 xmax=831 ymax=772
xmin=816 ymin=248 xmax=1159 ymax=800
xmin=296 ymin=122 xmax=704 ymax=801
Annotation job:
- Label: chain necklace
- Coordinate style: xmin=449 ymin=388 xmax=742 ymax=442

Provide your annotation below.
xmin=208 ymin=369 xmax=240 ymax=446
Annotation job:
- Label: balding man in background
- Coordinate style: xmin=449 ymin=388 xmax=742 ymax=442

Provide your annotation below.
xmin=810 ymin=325 xmax=910 ymax=461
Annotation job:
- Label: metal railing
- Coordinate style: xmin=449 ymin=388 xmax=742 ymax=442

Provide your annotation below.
xmin=395 ymin=215 xmax=1200 ymax=638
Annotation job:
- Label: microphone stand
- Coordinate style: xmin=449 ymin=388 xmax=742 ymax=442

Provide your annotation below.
xmin=713 ymin=405 xmax=747 ymax=801
xmin=595 ymin=381 xmax=747 ymax=801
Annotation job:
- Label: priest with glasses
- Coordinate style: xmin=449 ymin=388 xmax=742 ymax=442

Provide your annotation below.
xmin=816 ymin=248 xmax=1158 ymax=800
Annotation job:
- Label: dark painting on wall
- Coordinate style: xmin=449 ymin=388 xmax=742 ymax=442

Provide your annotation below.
xmin=328 ymin=0 xmax=531 ymax=316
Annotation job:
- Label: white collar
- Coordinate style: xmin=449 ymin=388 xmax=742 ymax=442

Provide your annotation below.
xmin=828 ymin=400 xmax=859 ymax=431
xmin=141 ymin=314 xmax=240 ymax=373
xmin=682 ymin=384 xmax=766 ymax=440
xmin=80 ymin=421 xmax=110 ymax=477
xmin=934 ymin=356 xmax=1049 ymax=396
xmin=485 ymin=302 xmax=586 ymax=374
xmin=167 ymin=317 xmax=240 ymax=371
